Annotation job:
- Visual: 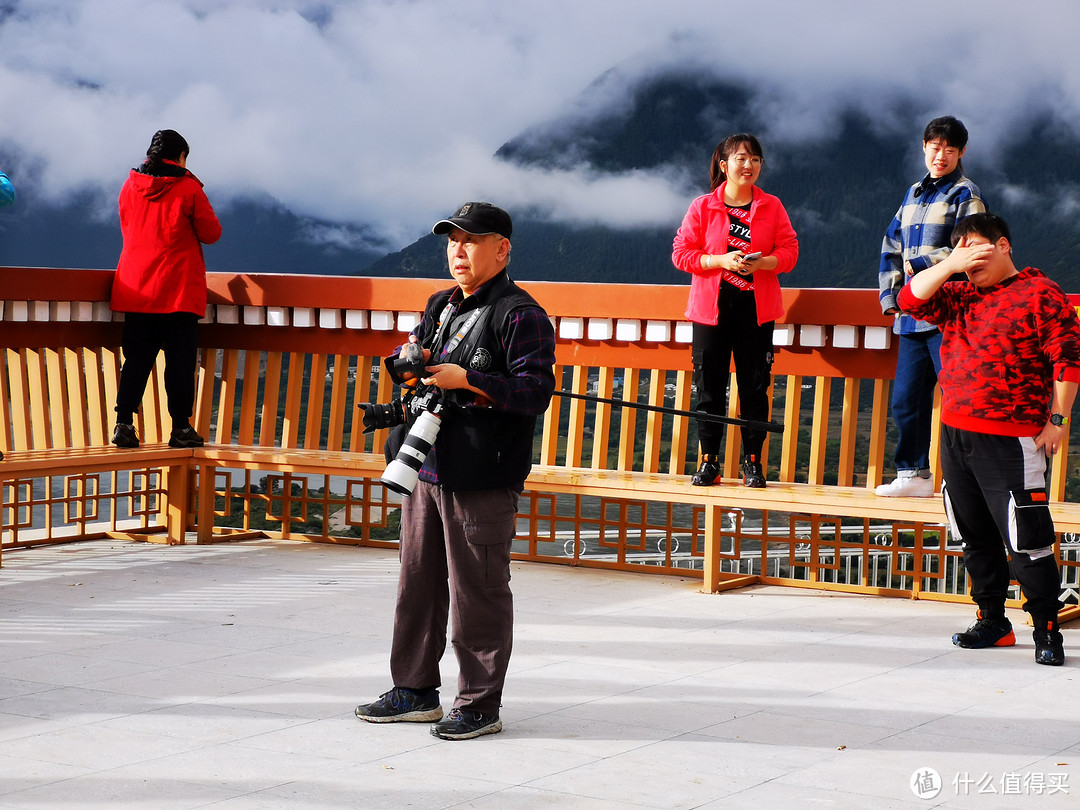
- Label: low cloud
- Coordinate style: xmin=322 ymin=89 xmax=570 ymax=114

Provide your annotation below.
xmin=1 ymin=0 xmax=1078 ymax=249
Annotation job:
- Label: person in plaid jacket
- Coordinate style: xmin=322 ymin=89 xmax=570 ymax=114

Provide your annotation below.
xmin=877 ymin=116 xmax=986 ymax=497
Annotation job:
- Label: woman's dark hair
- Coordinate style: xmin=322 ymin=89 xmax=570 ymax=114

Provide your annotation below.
xmin=143 ymin=129 xmax=189 ymax=172
xmin=709 ymin=133 xmax=764 ymax=191
xmin=923 ymin=116 xmax=968 ymax=150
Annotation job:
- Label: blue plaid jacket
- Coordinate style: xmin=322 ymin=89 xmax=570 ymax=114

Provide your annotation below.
xmin=878 ymin=167 xmax=985 ymax=335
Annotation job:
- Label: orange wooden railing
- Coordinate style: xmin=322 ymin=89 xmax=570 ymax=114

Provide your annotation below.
xmin=2 ymin=267 xmax=1078 ymax=619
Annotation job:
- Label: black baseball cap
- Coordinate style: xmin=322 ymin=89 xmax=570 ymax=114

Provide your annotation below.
xmin=432 ymin=201 xmax=512 ymax=239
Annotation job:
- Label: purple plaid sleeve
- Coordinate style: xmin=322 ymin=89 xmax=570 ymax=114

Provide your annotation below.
xmin=465 ymin=306 xmax=556 ymax=415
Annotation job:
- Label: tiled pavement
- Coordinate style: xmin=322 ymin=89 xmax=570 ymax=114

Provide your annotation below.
xmin=0 ymin=539 xmax=1076 ymax=808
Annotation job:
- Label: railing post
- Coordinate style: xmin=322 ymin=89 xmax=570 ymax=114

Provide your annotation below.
xmin=703 ymin=503 xmax=723 ymax=593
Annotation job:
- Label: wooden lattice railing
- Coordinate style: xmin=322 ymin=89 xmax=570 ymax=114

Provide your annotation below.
xmin=2 ymin=267 xmax=1078 ymax=621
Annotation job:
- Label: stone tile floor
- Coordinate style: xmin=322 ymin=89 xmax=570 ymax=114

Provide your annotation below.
xmin=0 ymin=538 xmax=1076 ymax=808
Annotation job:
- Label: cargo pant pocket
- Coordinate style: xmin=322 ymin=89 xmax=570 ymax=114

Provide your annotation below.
xmin=1008 ymin=489 xmax=1056 ymax=559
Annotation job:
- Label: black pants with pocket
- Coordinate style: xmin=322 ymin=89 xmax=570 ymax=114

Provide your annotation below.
xmin=389 ymin=480 xmax=517 ymax=715
xmin=940 ymin=425 xmax=1062 ymax=623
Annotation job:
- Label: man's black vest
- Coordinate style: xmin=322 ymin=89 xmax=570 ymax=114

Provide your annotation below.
xmin=404 ymin=272 xmax=547 ymax=492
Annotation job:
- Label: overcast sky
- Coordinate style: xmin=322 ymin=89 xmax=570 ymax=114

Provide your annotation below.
xmin=2 ymin=0 xmax=1079 ymax=252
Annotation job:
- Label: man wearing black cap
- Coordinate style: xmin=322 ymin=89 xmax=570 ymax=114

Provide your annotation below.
xmin=355 ymin=202 xmax=556 ymax=739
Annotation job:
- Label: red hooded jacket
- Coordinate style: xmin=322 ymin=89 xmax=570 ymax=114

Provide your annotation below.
xmin=111 ymin=161 xmax=221 ymax=316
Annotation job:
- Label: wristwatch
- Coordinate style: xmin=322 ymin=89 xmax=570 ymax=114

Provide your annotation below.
xmin=1050 ymin=413 xmax=1070 ymax=426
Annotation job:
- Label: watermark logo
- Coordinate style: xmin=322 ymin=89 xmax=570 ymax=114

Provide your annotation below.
xmin=911 ymin=767 xmax=942 ymax=799
xmin=911 ymin=768 xmax=1070 ymax=800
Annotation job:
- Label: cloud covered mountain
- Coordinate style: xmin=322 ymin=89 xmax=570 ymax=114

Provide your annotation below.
xmin=7 ymin=68 xmax=1078 ymax=291
xmin=3 ymin=0 xmax=1080 ymax=281
xmin=2 ymin=0 xmax=1079 ymax=290
xmin=0 ymin=183 xmax=385 ymax=274
xmin=369 ymin=70 xmax=1080 ymax=291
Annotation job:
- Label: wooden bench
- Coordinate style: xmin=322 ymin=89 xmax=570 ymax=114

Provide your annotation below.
xmin=4 ymin=268 xmax=1078 ymax=626
xmin=0 ymin=338 xmax=194 ymax=559
xmin=187 ymin=313 xmax=405 ymax=545
xmin=184 ymin=337 xmax=1080 ymax=622
xmin=176 ymin=273 xmax=1079 ymax=622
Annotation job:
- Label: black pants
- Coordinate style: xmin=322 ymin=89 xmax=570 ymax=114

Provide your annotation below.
xmin=940 ymin=425 xmax=1062 ymax=623
xmin=692 ymin=286 xmax=774 ymax=458
xmin=115 ymin=312 xmax=199 ymax=426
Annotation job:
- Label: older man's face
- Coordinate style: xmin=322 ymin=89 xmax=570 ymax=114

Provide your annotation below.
xmin=446 ymin=228 xmax=508 ymax=296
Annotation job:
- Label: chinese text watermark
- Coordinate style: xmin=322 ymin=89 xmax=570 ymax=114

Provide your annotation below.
xmin=911 ymin=768 xmax=1070 ymax=800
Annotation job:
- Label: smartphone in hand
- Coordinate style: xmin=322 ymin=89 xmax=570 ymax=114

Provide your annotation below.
xmin=743 ymin=251 xmax=762 ymax=261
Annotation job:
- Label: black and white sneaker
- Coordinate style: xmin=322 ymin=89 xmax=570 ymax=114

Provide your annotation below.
xmin=355 ymin=688 xmax=443 ymax=723
xmin=430 ymin=708 xmax=502 ymax=740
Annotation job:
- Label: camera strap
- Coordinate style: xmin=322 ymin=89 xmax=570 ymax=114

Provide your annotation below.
xmin=430 ymin=301 xmax=488 ymax=359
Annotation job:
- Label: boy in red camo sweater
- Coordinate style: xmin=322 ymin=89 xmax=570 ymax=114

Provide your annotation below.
xmin=899 ymin=212 xmax=1078 ymax=666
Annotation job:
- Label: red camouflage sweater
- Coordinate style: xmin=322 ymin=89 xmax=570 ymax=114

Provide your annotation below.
xmin=899 ymin=268 xmax=1080 ymax=437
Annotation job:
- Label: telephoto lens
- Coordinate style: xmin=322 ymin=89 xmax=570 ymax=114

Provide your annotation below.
xmin=380 ymin=409 xmax=442 ymax=495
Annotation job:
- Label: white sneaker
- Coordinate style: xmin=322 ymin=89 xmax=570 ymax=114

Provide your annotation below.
xmin=875 ymin=475 xmax=935 ymax=497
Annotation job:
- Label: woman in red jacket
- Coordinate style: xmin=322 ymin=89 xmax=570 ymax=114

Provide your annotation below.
xmin=111 ymin=129 xmax=221 ymax=448
xmin=672 ymin=134 xmax=798 ymax=487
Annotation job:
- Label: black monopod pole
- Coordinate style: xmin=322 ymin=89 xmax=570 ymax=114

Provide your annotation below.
xmin=556 ymin=390 xmax=784 ymax=434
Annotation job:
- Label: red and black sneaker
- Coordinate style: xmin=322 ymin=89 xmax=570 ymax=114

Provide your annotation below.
xmin=1033 ymin=619 xmax=1065 ymax=666
xmin=952 ymin=610 xmax=1015 ymax=649
xmin=691 ymin=455 xmax=722 ymax=487
xmin=741 ymin=455 xmax=766 ymax=488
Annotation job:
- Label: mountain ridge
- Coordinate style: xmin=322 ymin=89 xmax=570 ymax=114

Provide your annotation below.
xmin=370 ymin=72 xmax=1080 ymax=291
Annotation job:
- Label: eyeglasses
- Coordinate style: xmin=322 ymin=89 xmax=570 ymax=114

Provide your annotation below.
xmin=727 ymin=156 xmax=763 ymax=167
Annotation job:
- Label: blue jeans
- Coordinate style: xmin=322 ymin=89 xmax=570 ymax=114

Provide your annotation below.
xmin=891 ymin=331 xmax=942 ymax=474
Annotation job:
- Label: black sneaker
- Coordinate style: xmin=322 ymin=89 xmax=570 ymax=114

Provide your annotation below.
xmin=1033 ymin=621 xmax=1065 ymax=666
xmin=354 ymin=688 xmax=442 ymax=723
xmin=112 ymin=423 xmax=140 ymax=448
xmin=741 ymin=455 xmax=766 ymax=488
xmin=169 ymin=425 xmax=205 ymax=448
xmin=430 ymin=707 xmax=502 ymax=740
xmin=691 ymin=455 xmax=722 ymax=487
xmin=952 ymin=612 xmax=1015 ymax=649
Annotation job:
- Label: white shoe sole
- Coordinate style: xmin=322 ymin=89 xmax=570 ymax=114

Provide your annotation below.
xmin=875 ymin=480 xmax=934 ymax=497
xmin=430 ymin=718 xmax=503 ymax=740
xmin=355 ymin=705 xmax=443 ymax=723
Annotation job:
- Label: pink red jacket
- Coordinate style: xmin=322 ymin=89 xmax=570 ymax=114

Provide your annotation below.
xmin=672 ymin=183 xmax=798 ymax=325
xmin=111 ymin=163 xmax=221 ymax=316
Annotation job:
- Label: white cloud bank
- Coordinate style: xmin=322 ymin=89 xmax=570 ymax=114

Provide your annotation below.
xmin=1 ymin=0 xmax=1078 ymax=250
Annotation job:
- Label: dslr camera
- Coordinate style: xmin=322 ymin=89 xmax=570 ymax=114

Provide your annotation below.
xmin=357 ymin=341 xmax=431 ymax=434
xmin=359 ymin=342 xmax=446 ymax=495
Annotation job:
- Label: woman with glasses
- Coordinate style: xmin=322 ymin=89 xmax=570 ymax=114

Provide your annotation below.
xmin=672 ymin=133 xmax=799 ymax=487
